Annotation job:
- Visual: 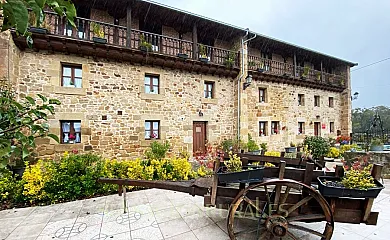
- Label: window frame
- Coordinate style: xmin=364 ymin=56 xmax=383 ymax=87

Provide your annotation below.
xmin=61 ymin=64 xmax=82 ymax=88
xmin=314 ymin=95 xmax=320 ymax=107
xmin=298 ymin=94 xmax=305 ymax=106
xmin=60 ymin=120 xmax=82 ymax=144
xmin=145 ymin=120 xmax=160 ymax=140
xmin=204 ymin=81 xmax=214 ymax=99
xmin=271 ymin=121 xmax=280 ymax=135
xmin=330 ymin=122 xmax=335 ymax=133
xmin=144 ymin=74 xmax=160 ymax=94
xmin=259 ymin=121 xmax=267 ymax=136
xmin=298 ymin=122 xmax=305 ymax=135
xmin=259 ymin=88 xmax=266 ymax=103
xmin=329 ymin=97 xmax=334 ymax=108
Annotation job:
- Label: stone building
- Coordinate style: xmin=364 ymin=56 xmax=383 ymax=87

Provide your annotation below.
xmin=0 ymin=0 xmax=356 ymax=159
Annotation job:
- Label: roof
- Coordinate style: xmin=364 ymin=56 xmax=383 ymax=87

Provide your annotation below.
xmin=140 ymin=0 xmax=358 ymax=67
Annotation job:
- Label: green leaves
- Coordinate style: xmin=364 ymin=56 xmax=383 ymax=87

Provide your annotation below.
xmin=2 ymin=0 xmax=29 ymax=35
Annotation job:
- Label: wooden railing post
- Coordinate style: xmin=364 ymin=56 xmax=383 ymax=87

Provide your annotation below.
xmin=293 ymin=53 xmax=297 ymax=78
xmin=126 ymin=5 xmax=132 ymax=48
xmin=192 ymin=23 xmax=198 ymax=60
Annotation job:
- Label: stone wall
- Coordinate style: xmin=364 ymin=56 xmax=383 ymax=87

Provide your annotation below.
xmin=17 ymin=50 xmax=237 ymax=159
xmin=344 ymin=151 xmax=390 ymax=178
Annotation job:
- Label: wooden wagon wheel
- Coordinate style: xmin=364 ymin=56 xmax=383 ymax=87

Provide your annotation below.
xmin=227 ymin=179 xmax=334 ymax=240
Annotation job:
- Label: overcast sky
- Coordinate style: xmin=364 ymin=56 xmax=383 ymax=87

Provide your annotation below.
xmin=154 ymin=0 xmax=390 ymax=109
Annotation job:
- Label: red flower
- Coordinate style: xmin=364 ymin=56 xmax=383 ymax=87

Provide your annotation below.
xmin=69 ymin=134 xmax=76 ymax=140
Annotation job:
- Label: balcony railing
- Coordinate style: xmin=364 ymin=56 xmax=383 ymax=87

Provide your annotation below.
xmin=248 ymin=55 xmax=346 ymax=88
xmin=39 ymin=11 xmax=238 ymax=67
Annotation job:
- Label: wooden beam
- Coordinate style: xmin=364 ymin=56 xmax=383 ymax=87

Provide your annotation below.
xmin=126 ymin=5 xmax=132 ymax=48
xmin=293 ymin=53 xmax=297 ymax=78
xmin=210 ymin=155 xmax=221 ymax=206
xmin=192 ymin=22 xmax=198 ymax=60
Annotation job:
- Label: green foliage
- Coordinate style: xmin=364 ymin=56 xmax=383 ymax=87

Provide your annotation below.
xmin=144 ymin=141 xmax=170 ymax=160
xmin=224 ymin=52 xmax=236 ymax=68
xmin=341 ymin=166 xmax=376 ymax=190
xmin=0 ymin=86 xmax=60 ymax=168
xmin=90 ymin=22 xmax=104 ymax=38
xmin=260 ymin=143 xmax=268 ymax=151
xmin=352 ymin=106 xmax=390 ymax=132
xmin=264 ymin=151 xmax=281 ymax=157
xmin=199 ymin=44 xmax=207 ymax=58
xmin=302 ymin=66 xmax=310 ymax=78
xmin=221 ymin=139 xmax=233 ymax=152
xmin=246 ymin=134 xmax=259 ymax=152
xmin=1 ymin=0 xmax=77 ymax=47
xmin=225 ymin=152 xmax=242 ymax=172
xmin=0 ymin=169 xmax=23 ymax=202
xmin=371 ymin=138 xmax=383 ymax=146
xmin=139 ymin=35 xmax=153 ymax=51
xmin=327 ymin=147 xmax=340 ymax=158
xmin=303 ymin=136 xmax=330 ymax=160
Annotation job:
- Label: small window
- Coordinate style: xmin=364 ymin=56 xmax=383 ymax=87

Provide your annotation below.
xmin=329 ymin=97 xmax=334 ymax=108
xmin=61 ymin=120 xmax=81 ymax=144
xmin=259 ymin=121 xmax=267 ymax=136
xmin=145 ymin=120 xmax=160 ymax=139
xmin=314 ymin=95 xmax=320 ymax=107
xmin=145 ymin=75 xmax=159 ymax=94
xmin=298 ymin=122 xmax=305 ymax=135
xmin=298 ymin=94 xmax=305 ymax=106
xmin=204 ymin=81 xmax=214 ymax=99
xmin=62 ymin=64 xmax=82 ymax=88
xmin=259 ymin=88 xmax=267 ymax=103
xmin=271 ymin=121 xmax=280 ymax=135
xmin=330 ymin=122 xmax=335 ymax=133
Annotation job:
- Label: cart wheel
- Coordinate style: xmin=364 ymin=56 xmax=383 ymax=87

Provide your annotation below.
xmin=227 ymin=179 xmax=334 ymax=240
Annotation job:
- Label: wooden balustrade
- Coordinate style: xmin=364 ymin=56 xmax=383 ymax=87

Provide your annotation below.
xmin=248 ymin=55 xmax=294 ymax=77
xmin=197 ymin=44 xmax=239 ymax=67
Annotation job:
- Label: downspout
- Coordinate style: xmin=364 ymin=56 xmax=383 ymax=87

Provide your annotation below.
xmin=237 ymin=29 xmax=256 ymax=140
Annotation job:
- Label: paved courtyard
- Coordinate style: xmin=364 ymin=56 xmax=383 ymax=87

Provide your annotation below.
xmin=1 ymin=180 xmax=390 ymax=240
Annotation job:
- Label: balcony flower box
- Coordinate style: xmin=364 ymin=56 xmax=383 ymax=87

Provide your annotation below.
xmin=318 ymin=176 xmax=384 ymax=198
xmin=285 ymin=147 xmax=297 ymax=153
xmin=177 ymin=53 xmax=188 ymax=59
xmin=93 ymin=37 xmax=107 ymax=44
xmin=30 ymin=27 xmax=48 ymax=34
xmin=199 ymin=57 xmax=209 ymax=63
xmin=257 ymin=67 xmax=265 ymax=73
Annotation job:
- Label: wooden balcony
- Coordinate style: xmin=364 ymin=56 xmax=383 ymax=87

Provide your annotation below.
xmin=248 ymin=55 xmax=346 ymax=91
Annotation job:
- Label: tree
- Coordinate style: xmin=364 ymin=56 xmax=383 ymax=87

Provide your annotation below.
xmin=0 ymin=84 xmax=61 ymax=168
xmin=1 ymin=0 xmax=76 ymax=46
xmin=352 ymin=106 xmax=390 ymax=132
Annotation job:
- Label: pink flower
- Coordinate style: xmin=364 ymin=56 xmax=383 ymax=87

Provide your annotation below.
xmin=69 ymin=134 xmax=76 ymax=140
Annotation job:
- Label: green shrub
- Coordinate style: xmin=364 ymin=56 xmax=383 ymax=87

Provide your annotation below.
xmin=246 ymin=134 xmax=259 ymax=152
xmin=0 ymin=169 xmax=23 ymax=203
xmin=144 ymin=141 xmax=170 ymax=160
xmin=303 ymin=136 xmax=330 ymax=160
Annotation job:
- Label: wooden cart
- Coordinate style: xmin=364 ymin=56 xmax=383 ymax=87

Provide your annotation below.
xmin=98 ymin=155 xmax=384 ymax=240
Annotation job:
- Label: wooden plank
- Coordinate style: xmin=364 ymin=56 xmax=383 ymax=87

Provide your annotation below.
xmin=335 ymin=165 xmax=344 ymax=177
xmin=192 ymin=23 xmax=197 ymax=60
xmin=210 ymin=156 xmax=221 ymax=206
xmin=366 ymin=212 xmax=379 ymax=225
xmin=273 ymin=161 xmax=286 ymax=210
xmin=371 ymin=164 xmax=383 ymax=180
xmin=303 ymin=163 xmax=314 ymax=185
xmin=363 ymin=198 xmax=375 ymax=222
xmin=126 ymin=5 xmax=132 ymax=47
xmin=334 ymin=209 xmax=362 ymax=224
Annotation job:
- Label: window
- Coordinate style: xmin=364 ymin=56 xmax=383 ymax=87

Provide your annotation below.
xmin=314 ymin=95 xmax=320 ymax=107
xmin=298 ymin=122 xmax=305 ymax=135
xmin=145 ymin=75 xmax=159 ymax=94
xmin=61 ymin=121 xmax=81 ymax=144
xmin=204 ymin=81 xmax=214 ymax=99
xmin=330 ymin=122 xmax=335 ymax=133
xmin=259 ymin=121 xmax=267 ymax=136
xmin=271 ymin=121 xmax=280 ymax=135
xmin=298 ymin=94 xmax=305 ymax=106
xmin=145 ymin=120 xmax=160 ymax=139
xmin=62 ymin=65 xmax=82 ymax=88
xmin=259 ymin=88 xmax=266 ymax=103
xmin=329 ymin=97 xmax=334 ymax=108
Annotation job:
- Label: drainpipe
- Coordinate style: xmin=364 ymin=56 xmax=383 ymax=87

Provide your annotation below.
xmin=237 ymin=29 xmax=256 ymax=140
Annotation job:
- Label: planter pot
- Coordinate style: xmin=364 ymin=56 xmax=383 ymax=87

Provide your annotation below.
xmin=217 ymin=167 xmax=264 ymax=183
xmin=30 ymin=27 xmax=48 ymax=34
xmin=257 ymin=68 xmax=265 ymax=73
xmin=93 ymin=37 xmax=107 ymax=44
xmin=323 ymin=157 xmax=334 ymax=162
xmin=199 ymin=57 xmax=209 ymax=63
xmin=12 ymin=166 xmax=26 ymax=179
xmin=318 ymin=176 xmax=384 ymax=198
xmin=334 ymin=158 xmax=342 ymax=162
xmin=177 ymin=53 xmax=188 ymax=59
xmin=285 ymin=147 xmax=297 ymax=153
xmin=370 ymin=145 xmax=384 ymax=151
xmin=247 ymin=150 xmax=261 ymax=155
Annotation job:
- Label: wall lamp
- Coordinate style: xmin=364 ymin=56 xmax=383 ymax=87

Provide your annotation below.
xmin=243 ymin=75 xmax=252 ymax=90
xmin=351 ymin=92 xmax=359 ymax=101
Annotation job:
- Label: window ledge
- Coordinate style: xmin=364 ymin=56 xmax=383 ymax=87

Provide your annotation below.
xmin=140 ymin=93 xmax=165 ymax=101
xmin=296 ymin=134 xmax=306 ymax=139
xmin=140 ymin=139 xmax=164 ymax=147
xmin=256 ymin=102 xmax=269 ymax=107
xmin=54 ymin=143 xmax=83 ymax=151
xmin=201 ymin=98 xmax=218 ymax=104
xmin=44 ymin=86 xmax=87 ymax=96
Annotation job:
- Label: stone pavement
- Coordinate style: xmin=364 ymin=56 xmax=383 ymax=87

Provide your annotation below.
xmin=1 ymin=180 xmax=390 ymax=240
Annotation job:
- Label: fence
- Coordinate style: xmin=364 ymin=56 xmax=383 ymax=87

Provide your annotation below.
xmin=351 ymin=129 xmax=390 ymax=146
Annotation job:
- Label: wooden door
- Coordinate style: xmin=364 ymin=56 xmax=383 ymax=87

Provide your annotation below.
xmin=314 ymin=122 xmax=320 ymax=136
xmin=193 ymin=122 xmax=207 ymax=155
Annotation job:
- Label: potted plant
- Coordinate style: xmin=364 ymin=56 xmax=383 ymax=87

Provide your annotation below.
xmin=257 ymin=62 xmax=266 ymax=73
xmin=91 ymin=22 xmax=107 ymax=44
xmin=217 ymin=152 xmax=264 ymax=183
xmin=285 ymin=142 xmax=297 ymax=153
xmin=198 ymin=44 xmax=209 ymax=63
xmin=28 ymin=12 xmax=49 ymax=34
xmin=68 ymin=134 xmax=76 ymax=144
xmin=177 ymin=53 xmax=188 ymax=59
xmin=246 ymin=134 xmax=260 ymax=154
xmin=316 ymin=72 xmax=321 ymax=81
xmin=303 ymin=136 xmax=330 ymax=160
xmin=318 ymin=159 xmax=384 ymax=198
xmin=248 ymin=61 xmax=256 ymax=68
xmin=224 ymin=52 xmax=236 ymax=68
xmin=260 ymin=143 xmax=268 ymax=155
xmin=301 ymin=66 xmax=310 ymax=80
xmin=370 ymin=138 xmax=384 ymax=151
xmin=325 ymin=147 xmax=340 ymax=161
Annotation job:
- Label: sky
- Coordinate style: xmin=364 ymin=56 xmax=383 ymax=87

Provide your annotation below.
xmin=153 ymin=0 xmax=390 ymax=109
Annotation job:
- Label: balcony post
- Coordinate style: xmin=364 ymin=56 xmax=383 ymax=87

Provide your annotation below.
xmin=293 ymin=53 xmax=297 ymax=78
xmin=192 ymin=23 xmax=198 ymax=60
xmin=320 ymin=61 xmax=323 ymax=82
xmin=126 ymin=5 xmax=132 ymax=48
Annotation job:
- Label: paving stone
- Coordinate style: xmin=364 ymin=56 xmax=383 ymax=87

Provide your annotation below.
xmin=129 ymin=212 xmax=156 ymax=230
xmin=6 ymin=223 xmax=47 ymax=240
xmin=158 ymin=218 xmax=191 ymax=239
xmin=192 ymin=224 xmax=230 ymax=240
xmin=100 ymin=220 xmax=130 ymax=236
xmin=131 ymin=225 xmax=163 ymax=240
xmin=183 ymin=212 xmax=214 ymax=230
xmin=154 ymin=207 xmax=181 ymax=223
xmin=165 ymin=231 xmax=198 ymax=240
